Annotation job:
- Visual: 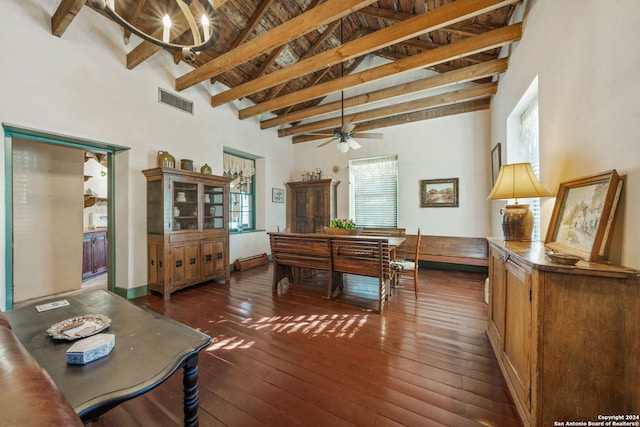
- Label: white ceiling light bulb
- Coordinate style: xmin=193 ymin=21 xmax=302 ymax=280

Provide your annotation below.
xmin=162 ymin=14 xmax=172 ymax=43
xmin=336 ymin=141 xmax=349 ymax=153
xmin=201 ymin=14 xmax=210 ymax=39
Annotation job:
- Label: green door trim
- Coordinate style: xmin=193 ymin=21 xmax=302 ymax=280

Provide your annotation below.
xmin=3 ymin=123 xmax=129 ymax=310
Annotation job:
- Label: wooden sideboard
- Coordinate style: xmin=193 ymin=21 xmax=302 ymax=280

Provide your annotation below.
xmin=142 ymin=168 xmax=231 ymax=299
xmin=486 ymin=238 xmax=640 ymax=426
xmin=286 ymin=179 xmax=339 ymax=233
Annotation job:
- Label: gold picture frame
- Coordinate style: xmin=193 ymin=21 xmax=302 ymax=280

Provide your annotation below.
xmin=419 ymin=178 xmax=459 ymax=208
xmin=545 ymin=169 xmax=623 ymax=262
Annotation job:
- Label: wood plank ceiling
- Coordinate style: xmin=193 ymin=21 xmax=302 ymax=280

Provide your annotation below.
xmin=52 ymin=0 xmax=521 ymax=146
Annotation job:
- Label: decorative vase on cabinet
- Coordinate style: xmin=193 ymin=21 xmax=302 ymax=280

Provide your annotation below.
xmin=142 ymin=167 xmax=232 ymax=299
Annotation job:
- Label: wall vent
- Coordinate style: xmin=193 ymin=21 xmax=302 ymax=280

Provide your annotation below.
xmin=158 ymin=88 xmax=194 ymax=115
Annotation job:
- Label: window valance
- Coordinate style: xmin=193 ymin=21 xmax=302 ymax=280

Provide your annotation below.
xmin=223 ymin=153 xmax=255 ymax=177
xmin=350 ymin=155 xmax=398 ymax=178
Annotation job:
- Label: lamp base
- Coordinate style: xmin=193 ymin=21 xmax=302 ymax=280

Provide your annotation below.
xmin=500 ymin=204 xmax=534 ymax=241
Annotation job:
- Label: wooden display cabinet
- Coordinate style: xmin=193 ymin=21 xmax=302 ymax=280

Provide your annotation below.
xmin=143 ymin=167 xmax=231 ymax=299
xmin=486 ymin=238 xmax=640 ymax=426
xmin=286 ymin=179 xmax=339 ymax=233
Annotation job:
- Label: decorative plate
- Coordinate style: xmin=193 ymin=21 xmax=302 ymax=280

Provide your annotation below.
xmin=47 ymin=314 xmax=111 ymax=341
xmin=545 ymin=251 xmax=581 ymax=266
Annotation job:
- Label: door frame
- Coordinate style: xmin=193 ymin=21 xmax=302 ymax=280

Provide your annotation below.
xmin=3 ymin=123 xmax=129 ymax=310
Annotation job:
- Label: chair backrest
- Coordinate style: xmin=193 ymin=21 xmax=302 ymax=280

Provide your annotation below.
xmin=413 ymin=228 xmax=422 ymax=261
xmin=360 ymin=227 xmax=406 ymax=259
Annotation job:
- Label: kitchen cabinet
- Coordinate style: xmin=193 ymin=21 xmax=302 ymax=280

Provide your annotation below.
xmin=486 ymin=238 xmax=640 ymax=426
xmin=286 ymin=179 xmax=339 ymax=233
xmin=142 ymin=167 xmax=231 ymax=299
xmin=82 ymin=230 xmax=107 ymax=280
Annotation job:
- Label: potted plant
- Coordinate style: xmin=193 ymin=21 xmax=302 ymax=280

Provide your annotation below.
xmin=325 ymin=218 xmax=361 ymax=235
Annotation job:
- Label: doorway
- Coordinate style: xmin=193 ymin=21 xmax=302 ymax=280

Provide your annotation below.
xmin=3 ymin=124 xmax=128 ymax=310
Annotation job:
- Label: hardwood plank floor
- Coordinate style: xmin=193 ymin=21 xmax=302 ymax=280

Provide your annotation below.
xmin=92 ymin=264 xmax=521 ymax=427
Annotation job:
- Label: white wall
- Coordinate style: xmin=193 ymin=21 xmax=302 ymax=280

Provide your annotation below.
xmin=0 ymin=0 xmax=293 ymax=308
xmin=491 ymin=0 xmax=640 ymax=268
xmin=293 ymin=109 xmax=492 ymax=237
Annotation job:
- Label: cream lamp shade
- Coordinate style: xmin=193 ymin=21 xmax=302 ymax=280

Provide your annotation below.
xmin=488 ymin=162 xmax=551 ymax=241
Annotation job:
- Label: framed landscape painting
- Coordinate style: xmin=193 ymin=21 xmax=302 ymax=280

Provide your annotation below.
xmin=420 ymin=178 xmax=459 ymax=208
xmin=545 ymin=169 xmax=623 ymax=262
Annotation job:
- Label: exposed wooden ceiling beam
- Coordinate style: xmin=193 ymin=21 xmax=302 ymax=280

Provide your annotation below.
xmin=292 ymin=98 xmax=491 ymax=143
xmin=126 ymin=29 xmax=163 ymax=70
xmin=210 ymin=0 xmax=520 ymax=107
xmin=175 ymin=0 xmax=379 ymax=91
xmin=279 ymin=82 xmax=497 ymax=137
xmin=51 ymin=0 xmax=85 ymax=37
xmin=208 ymin=0 xmax=276 ymax=84
xmin=240 ymin=23 xmax=521 ymax=119
xmin=277 ymin=54 xmax=367 ymax=117
xmin=260 ymin=58 xmax=507 ymax=129
xmin=123 ymin=0 xmax=148 ymax=43
xmin=357 ymin=5 xmax=500 ymax=37
xmin=266 ymin=20 xmax=341 ymax=101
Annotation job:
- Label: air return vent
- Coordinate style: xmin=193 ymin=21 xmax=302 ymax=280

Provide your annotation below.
xmin=158 ymin=88 xmax=193 ymax=115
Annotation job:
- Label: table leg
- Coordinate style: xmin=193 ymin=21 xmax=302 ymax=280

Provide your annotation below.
xmin=183 ymin=353 xmax=200 ymax=427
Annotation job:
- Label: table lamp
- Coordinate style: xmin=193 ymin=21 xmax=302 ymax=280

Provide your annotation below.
xmin=487 ymin=162 xmax=551 ymax=241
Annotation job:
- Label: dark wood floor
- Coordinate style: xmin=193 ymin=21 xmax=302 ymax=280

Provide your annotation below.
xmin=93 ymin=264 xmax=521 ymax=427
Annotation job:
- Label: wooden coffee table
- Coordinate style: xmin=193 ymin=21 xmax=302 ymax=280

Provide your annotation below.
xmin=4 ymin=290 xmax=211 ymax=426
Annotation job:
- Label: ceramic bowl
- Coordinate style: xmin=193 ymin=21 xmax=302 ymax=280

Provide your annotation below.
xmin=545 ymin=251 xmax=581 ymax=265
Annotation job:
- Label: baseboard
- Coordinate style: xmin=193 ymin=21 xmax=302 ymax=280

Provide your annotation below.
xmin=114 ymin=285 xmax=148 ymax=300
xmin=421 ymin=260 xmax=488 ymax=274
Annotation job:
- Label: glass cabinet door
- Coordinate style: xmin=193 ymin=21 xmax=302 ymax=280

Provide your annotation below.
xmin=147 ymin=180 xmax=163 ymax=234
xmin=172 ymin=181 xmax=198 ymax=231
xmin=204 ymin=184 xmax=225 ymax=229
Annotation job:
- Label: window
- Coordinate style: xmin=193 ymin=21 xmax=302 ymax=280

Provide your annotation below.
xmin=521 ymin=98 xmax=542 ymax=239
xmin=223 ymin=153 xmax=255 ymax=232
xmin=349 ymin=155 xmax=398 ymax=227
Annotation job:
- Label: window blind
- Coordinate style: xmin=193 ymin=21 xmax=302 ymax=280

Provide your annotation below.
xmin=350 ymin=155 xmax=398 ymax=227
xmin=521 ymin=98 xmax=541 ymax=239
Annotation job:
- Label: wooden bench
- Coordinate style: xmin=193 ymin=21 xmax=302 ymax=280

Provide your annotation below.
xmin=268 ymin=233 xmax=333 ymax=297
xmin=401 ymin=234 xmax=489 ymax=267
xmin=330 ymin=237 xmax=391 ymax=313
xmin=268 ymin=233 xmax=392 ymax=312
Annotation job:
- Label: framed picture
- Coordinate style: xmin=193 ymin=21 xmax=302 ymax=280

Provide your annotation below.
xmin=545 ymin=169 xmax=623 ymax=262
xmin=491 ymin=143 xmax=502 ymax=186
xmin=272 ymin=188 xmax=284 ymax=203
xmin=420 ymin=178 xmax=459 ymax=208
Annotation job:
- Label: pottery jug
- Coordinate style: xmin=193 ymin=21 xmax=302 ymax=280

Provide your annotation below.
xmin=180 ymin=159 xmax=193 ymax=171
xmin=157 ymin=151 xmax=175 ymax=168
xmin=204 ymin=194 xmax=211 ymax=203
xmin=201 ymin=163 xmax=212 ymax=175
xmin=173 ymin=206 xmax=180 ymax=217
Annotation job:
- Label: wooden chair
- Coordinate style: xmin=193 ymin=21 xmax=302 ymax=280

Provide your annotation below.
xmin=390 ymin=228 xmax=421 ymax=299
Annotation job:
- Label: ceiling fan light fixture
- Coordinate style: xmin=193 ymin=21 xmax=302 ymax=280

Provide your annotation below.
xmin=336 ymin=141 xmax=349 ymax=153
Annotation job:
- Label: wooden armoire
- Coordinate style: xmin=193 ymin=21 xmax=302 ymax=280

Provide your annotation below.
xmin=286 ymin=179 xmax=339 ymax=233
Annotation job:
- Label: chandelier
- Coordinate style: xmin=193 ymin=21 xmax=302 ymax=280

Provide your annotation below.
xmin=88 ymin=0 xmax=220 ymax=61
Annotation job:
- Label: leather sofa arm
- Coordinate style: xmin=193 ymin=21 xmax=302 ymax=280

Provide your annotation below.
xmin=0 ymin=327 xmax=83 ymax=426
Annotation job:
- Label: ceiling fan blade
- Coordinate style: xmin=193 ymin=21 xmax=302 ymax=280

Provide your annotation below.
xmin=341 ymin=123 xmax=355 ymax=133
xmin=352 ymin=132 xmax=384 ymax=140
xmin=347 ymin=138 xmax=362 ymax=150
xmin=316 ymin=137 xmax=338 ymax=148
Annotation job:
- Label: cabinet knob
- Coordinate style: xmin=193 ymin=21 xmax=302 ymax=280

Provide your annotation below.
xmin=503 ymin=254 xmax=510 ymax=262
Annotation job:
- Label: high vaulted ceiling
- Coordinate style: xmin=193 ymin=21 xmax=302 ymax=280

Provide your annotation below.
xmin=52 ymin=0 xmax=522 ymax=145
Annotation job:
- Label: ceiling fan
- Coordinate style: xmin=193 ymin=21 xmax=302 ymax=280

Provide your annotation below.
xmin=315 ymin=20 xmax=383 ymax=152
